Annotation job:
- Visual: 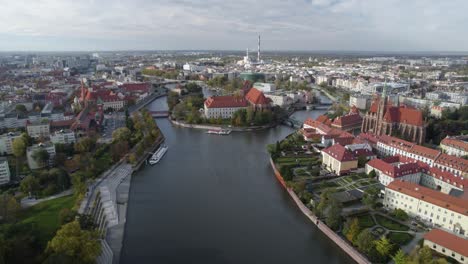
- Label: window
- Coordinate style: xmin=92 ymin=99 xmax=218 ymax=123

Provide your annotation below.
xmin=442 ymin=249 xmax=445 ymax=253
xmin=433 ymin=245 xmax=436 ymax=249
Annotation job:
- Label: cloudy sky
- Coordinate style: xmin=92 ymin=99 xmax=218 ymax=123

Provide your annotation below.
xmin=0 ymin=0 xmax=467 ymax=51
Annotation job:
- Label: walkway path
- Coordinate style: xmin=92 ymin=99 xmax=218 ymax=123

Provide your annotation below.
xmin=21 ymin=189 xmax=73 ymax=208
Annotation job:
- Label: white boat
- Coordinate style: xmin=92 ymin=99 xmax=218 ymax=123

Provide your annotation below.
xmin=206 ymin=129 xmax=232 ymax=135
xmin=148 ymin=145 xmax=168 ymax=165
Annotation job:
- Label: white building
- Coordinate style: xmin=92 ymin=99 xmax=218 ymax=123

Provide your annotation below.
xmin=26 ymin=121 xmax=50 ymax=139
xmin=0 ymin=157 xmax=11 ymax=186
xmin=440 ymin=137 xmax=468 ymax=158
xmin=384 ymin=181 xmax=468 ymax=237
xmin=253 ymin=83 xmax=276 ymax=93
xmin=424 ymin=229 xmax=468 ymax=264
xmin=349 ymin=95 xmax=370 ymax=110
xmin=50 ymin=130 xmax=76 ymax=144
xmin=366 ymin=156 xmax=466 ymax=194
xmin=26 ymin=143 xmax=56 ymax=170
xmin=204 ymin=96 xmax=248 ymax=119
xmin=0 ymin=132 xmax=22 ymax=155
xmin=265 ymin=93 xmax=291 ymax=107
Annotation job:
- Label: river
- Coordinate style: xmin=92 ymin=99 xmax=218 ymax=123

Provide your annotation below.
xmin=120 ymin=96 xmax=353 ymax=264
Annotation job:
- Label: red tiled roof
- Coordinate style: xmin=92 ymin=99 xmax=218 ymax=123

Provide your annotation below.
xmin=409 ymin=145 xmax=441 ymax=160
xmin=387 ymin=181 xmax=468 ymax=216
xmin=367 ymin=157 xmax=421 ymax=178
xmin=383 ymin=106 xmax=424 ymax=126
xmin=379 ymin=135 xmax=415 ymax=151
xmin=435 ymin=153 xmax=468 ymax=173
xmin=245 ymin=88 xmax=270 ymax=106
xmin=424 ymin=229 xmax=468 ymax=257
xmin=120 ymin=83 xmax=150 ymax=93
xmin=332 ymin=112 xmax=362 ymax=128
xmin=423 ymin=165 xmax=468 ymax=189
xmin=316 ymin=115 xmax=331 ymax=124
xmin=441 ymin=137 xmax=468 ymax=153
xmin=322 ymin=143 xmax=357 ymax=162
xmin=204 ymin=96 xmax=248 ymax=108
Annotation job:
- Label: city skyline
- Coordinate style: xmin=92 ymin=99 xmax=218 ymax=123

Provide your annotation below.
xmin=1 ymin=0 xmax=468 ymax=52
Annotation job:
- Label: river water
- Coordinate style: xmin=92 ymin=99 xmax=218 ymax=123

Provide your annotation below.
xmin=120 ymin=96 xmax=353 ymax=264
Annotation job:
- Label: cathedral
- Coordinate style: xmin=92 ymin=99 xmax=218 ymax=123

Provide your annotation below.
xmin=361 ymin=85 xmax=426 ymax=144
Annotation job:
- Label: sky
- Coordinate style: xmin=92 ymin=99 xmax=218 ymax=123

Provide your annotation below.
xmin=0 ymin=0 xmax=467 ymax=52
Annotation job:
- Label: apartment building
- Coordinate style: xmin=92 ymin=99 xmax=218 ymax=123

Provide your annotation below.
xmin=26 ymin=142 xmax=56 ymax=170
xmin=0 ymin=132 xmax=22 ymax=155
xmin=0 ymin=157 xmax=11 ymax=186
xmin=26 ymin=121 xmax=50 ymax=139
xmin=50 ymin=129 xmax=76 ymax=144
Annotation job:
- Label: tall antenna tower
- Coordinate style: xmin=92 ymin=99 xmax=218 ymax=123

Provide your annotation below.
xmin=257 ymin=34 xmax=261 ymax=62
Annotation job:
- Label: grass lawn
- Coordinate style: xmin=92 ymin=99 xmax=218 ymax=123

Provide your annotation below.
xmin=387 ymin=232 xmax=414 ymax=245
xmin=357 ymin=214 xmax=376 ymax=228
xmin=375 ymin=214 xmax=410 ymax=231
xmin=19 ymin=195 xmax=76 ymax=246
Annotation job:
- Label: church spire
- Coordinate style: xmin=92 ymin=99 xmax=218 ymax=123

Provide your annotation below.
xmin=381 ymin=78 xmax=388 ymax=99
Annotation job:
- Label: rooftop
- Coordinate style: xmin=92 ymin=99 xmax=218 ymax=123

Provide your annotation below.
xmin=424 ymin=229 xmax=468 ymax=257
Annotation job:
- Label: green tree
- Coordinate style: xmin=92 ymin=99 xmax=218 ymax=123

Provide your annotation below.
xmin=112 ymin=127 xmax=131 ymax=143
xmin=344 ymin=218 xmax=360 ymax=244
xmin=46 ymin=220 xmax=101 ymax=264
xmin=368 ymin=169 xmax=376 ymax=178
xmin=375 ymin=237 xmax=393 ymax=257
xmin=358 ymin=155 xmax=367 ymax=168
xmin=418 ymin=245 xmax=433 ymax=263
xmin=74 ymin=138 xmax=95 ymax=153
xmin=362 ymin=186 xmax=379 ymax=209
xmin=0 ymin=194 xmax=20 ymax=223
xmin=32 ymin=148 xmax=50 ymax=167
xmin=392 ymin=249 xmax=407 ymax=264
xmin=12 ymin=137 xmax=27 ymax=177
xmin=20 ymin=175 xmax=40 ymax=196
xmin=392 ymin=208 xmax=409 ymax=221
xmin=15 ymin=104 xmax=27 ymax=114
xmin=325 ymin=198 xmax=342 ymax=230
xmin=355 ymin=229 xmax=375 ymax=254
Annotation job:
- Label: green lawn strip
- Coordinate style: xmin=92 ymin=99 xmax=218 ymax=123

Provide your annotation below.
xmin=357 ymin=214 xmax=376 ymax=228
xmin=19 ymin=195 xmax=76 ymax=247
xmin=375 ymin=214 xmax=409 ymax=231
xmin=387 ymin=232 xmax=414 ymax=245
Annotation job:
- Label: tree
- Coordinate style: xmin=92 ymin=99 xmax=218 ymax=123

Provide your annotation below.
xmin=375 ymin=237 xmax=393 ymax=257
xmin=46 ymin=221 xmax=101 ymax=264
xmin=20 ymin=175 xmax=40 ymax=196
xmin=12 ymin=137 xmax=27 ymax=177
xmin=325 ymin=199 xmax=342 ymax=230
xmin=112 ymin=127 xmax=131 ymax=143
xmin=358 ymin=155 xmax=367 ymax=168
xmin=344 ymin=218 xmax=360 ymax=244
xmin=32 ymin=149 xmax=50 ymax=167
xmin=362 ymin=186 xmax=379 ymax=209
xmin=418 ymin=246 xmax=433 ymax=263
xmin=392 ymin=208 xmax=409 ymax=221
xmin=0 ymin=194 xmax=20 ymax=223
xmin=368 ymin=169 xmax=376 ymax=178
xmin=392 ymin=249 xmax=407 ymax=264
xmin=355 ymin=229 xmax=375 ymax=254
xmin=15 ymin=104 xmax=27 ymax=114
xmin=74 ymin=138 xmax=95 ymax=153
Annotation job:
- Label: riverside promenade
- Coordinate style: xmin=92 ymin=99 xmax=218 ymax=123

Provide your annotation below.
xmin=269 ymin=158 xmax=370 ymax=264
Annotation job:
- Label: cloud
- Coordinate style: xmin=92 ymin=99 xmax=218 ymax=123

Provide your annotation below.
xmin=0 ymin=0 xmax=467 ymax=51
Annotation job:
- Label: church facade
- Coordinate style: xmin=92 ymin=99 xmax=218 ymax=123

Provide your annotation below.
xmin=361 ymin=86 xmax=426 ymax=144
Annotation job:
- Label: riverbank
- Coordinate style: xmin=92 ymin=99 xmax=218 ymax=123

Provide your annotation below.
xmin=269 ymin=157 xmax=370 ymax=264
xmin=170 ymin=118 xmax=277 ymax=132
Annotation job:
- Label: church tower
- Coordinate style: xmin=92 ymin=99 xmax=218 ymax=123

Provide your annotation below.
xmin=375 ymin=81 xmax=389 ymax=135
